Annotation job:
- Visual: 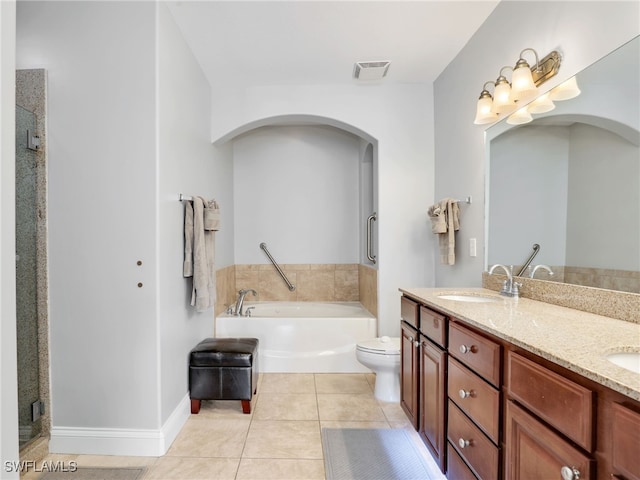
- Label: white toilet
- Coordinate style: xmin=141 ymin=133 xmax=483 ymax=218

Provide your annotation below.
xmin=356 ymin=336 xmax=401 ymax=403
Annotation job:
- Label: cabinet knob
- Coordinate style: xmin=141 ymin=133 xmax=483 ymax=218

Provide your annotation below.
xmin=459 ymin=344 xmax=473 ymax=354
xmin=414 ymin=341 xmax=420 ymax=347
xmin=459 ymin=389 xmax=472 ymax=399
xmin=560 ymin=466 xmax=581 ymax=480
xmin=458 ymin=438 xmax=471 ymax=449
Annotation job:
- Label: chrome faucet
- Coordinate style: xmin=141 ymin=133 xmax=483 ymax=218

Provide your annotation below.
xmin=488 ymin=264 xmax=521 ymax=298
xmin=234 ymin=289 xmax=257 ymax=316
xmin=530 ymin=264 xmax=554 ymax=279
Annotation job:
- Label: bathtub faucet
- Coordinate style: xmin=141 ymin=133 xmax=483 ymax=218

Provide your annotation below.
xmin=234 ymin=289 xmax=257 ymax=316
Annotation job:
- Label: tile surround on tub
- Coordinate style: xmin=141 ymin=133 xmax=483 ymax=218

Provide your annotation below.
xmin=215 ymin=264 xmax=377 ymax=316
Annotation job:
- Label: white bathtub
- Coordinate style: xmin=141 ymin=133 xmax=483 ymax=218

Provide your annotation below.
xmin=216 ymin=302 xmax=377 ymax=373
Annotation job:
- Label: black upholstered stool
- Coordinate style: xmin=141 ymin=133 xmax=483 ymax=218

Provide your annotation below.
xmin=189 ymin=337 xmax=259 ymax=414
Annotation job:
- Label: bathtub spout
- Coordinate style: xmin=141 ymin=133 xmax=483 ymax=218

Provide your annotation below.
xmin=235 ymin=289 xmax=257 ymax=316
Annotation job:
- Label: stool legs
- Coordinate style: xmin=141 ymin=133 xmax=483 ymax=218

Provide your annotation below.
xmin=191 ymin=399 xmax=201 ymax=414
xmin=241 ymin=400 xmax=251 ymax=414
xmin=190 ymin=397 xmax=252 ymax=414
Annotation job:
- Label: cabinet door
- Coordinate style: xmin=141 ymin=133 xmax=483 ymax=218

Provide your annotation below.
xmin=401 ymin=321 xmax=419 ymax=428
xmin=611 ymin=402 xmax=640 ymax=480
xmin=505 ymin=400 xmax=595 ymax=480
xmin=419 ymin=336 xmax=446 ymax=472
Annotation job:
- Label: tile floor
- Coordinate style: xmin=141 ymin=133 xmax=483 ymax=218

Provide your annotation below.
xmin=22 ymin=373 xmax=446 ymax=480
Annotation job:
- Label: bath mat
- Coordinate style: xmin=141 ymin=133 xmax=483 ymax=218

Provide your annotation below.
xmin=38 ymin=467 xmax=146 ymax=480
xmin=322 ymin=428 xmax=436 ymax=480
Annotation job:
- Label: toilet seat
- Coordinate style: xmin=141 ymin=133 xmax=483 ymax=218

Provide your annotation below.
xmin=356 ymin=336 xmax=400 ymax=355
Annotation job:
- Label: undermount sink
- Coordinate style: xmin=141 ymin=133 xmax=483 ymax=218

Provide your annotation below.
xmin=437 ymin=294 xmax=500 ymax=303
xmin=606 ymin=352 xmax=640 ymax=374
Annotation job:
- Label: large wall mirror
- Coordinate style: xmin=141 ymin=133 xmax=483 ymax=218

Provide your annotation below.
xmin=486 ymin=36 xmax=639 ymax=294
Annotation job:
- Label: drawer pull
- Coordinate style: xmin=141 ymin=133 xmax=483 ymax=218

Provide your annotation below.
xmin=458 ymin=438 xmax=471 ymax=449
xmin=560 ymin=466 xmax=581 ymax=480
xmin=414 ymin=340 xmax=420 ymax=348
xmin=459 ymin=389 xmax=473 ymax=399
xmin=459 ymin=344 xmax=474 ymax=354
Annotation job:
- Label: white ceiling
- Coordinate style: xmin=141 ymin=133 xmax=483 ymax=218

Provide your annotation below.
xmin=166 ymin=1 xmax=500 ymax=89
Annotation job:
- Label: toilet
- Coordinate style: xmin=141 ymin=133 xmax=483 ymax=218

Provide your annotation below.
xmin=356 ymin=336 xmax=401 ymax=403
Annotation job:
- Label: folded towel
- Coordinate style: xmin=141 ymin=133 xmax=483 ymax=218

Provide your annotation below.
xmin=203 ymin=199 xmax=220 ymax=231
xmin=429 ymin=198 xmax=460 ymax=265
xmin=428 ymin=203 xmax=446 ymax=234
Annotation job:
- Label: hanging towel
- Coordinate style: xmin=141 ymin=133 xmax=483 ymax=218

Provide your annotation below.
xmin=183 ymin=200 xmax=194 ymax=277
xmin=185 ymin=196 xmax=217 ymax=312
xmin=429 ymin=198 xmax=460 ymax=265
xmin=203 ymin=199 xmax=221 ymax=231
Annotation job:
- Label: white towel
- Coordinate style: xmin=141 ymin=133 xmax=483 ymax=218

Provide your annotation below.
xmin=183 ymin=201 xmax=194 ymax=277
xmin=203 ymin=199 xmax=220 ymax=231
xmin=187 ymin=197 xmax=216 ymax=311
xmin=428 ymin=203 xmax=447 ymax=234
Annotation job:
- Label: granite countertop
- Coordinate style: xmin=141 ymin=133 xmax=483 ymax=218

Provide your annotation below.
xmin=399 ymin=287 xmax=640 ymax=401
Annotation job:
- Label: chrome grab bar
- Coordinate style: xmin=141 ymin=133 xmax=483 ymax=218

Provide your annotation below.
xmin=366 ymin=212 xmax=377 ymax=264
xmin=516 ymin=243 xmax=540 ymax=277
xmin=259 ymin=242 xmax=296 ymax=291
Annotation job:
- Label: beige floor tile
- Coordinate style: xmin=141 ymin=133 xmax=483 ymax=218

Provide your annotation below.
xmin=379 ymin=401 xmax=409 ymax=422
xmin=235 ymin=458 xmax=325 ymax=480
xmin=143 ymin=456 xmax=239 ymax=480
xmin=242 ymin=420 xmax=323 ymax=459
xmin=259 ymin=373 xmax=316 ymax=393
xmin=253 ymin=394 xmax=318 ymax=421
xmin=317 ymin=393 xmax=387 ymax=422
xmin=314 ymin=373 xmax=372 ymax=394
xmin=167 ymin=417 xmax=251 ymax=458
xmin=74 ymin=454 xmax=158 ymax=468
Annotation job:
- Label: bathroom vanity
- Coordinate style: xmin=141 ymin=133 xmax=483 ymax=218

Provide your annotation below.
xmin=399 ymin=288 xmax=640 ymax=480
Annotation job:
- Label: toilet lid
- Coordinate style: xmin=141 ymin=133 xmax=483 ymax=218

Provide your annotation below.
xmin=357 ymin=336 xmax=401 ymax=354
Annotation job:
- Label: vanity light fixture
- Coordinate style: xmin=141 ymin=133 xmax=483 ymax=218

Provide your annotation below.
xmin=507 ymin=105 xmax=533 ymax=125
xmin=473 ymin=81 xmax=498 ymax=124
xmin=473 ymin=48 xmax=562 ymax=125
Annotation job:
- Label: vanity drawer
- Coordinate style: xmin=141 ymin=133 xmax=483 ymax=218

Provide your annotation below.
xmin=507 ymin=351 xmax=594 ymax=452
xmin=449 ymin=321 xmax=501 ymax=387
xmin=447 ymin=442 xmax=479 ymax=480
xmin=419 ymin=306 xmax=447 ymax=348
xmin=448 ymin=401 xmax=499 ymax=480
xmin=611 ymin=403 xmax=640 ymax=479
xmin=401 ymin=296 xmax=419 ymax=329
xmin=448 ymin=357 xmax=500 ymax=443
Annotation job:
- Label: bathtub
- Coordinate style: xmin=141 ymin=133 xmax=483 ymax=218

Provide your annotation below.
xmin=216 ymin=302 xmax=377 ymax=373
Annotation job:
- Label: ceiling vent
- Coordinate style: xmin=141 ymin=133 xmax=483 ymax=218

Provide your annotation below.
xmin=353 ymin=61 xmax=391 ymax=81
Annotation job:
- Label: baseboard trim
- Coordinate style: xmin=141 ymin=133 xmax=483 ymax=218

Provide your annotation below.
xmin=49 ymin=394 xmax=190 ymax=457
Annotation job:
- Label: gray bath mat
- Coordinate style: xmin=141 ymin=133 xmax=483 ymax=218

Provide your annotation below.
xmin=38 ymin=467 xmax=146 ymax=480
xmin=322 ymin=428 xmax=435 ymax=480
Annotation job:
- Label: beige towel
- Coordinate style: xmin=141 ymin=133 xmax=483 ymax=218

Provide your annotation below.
xmin=189 ymin=197 xmax=216 ymax=311
xmin=183 ymin=201 xmax=194 ymax=277
xmin=428 ymin=203 xmax=447 ymax=233
xmin=434 ymin=198 xmax=460 ymax=265
xmin=203 ymin=199 xmax=220 ymax=231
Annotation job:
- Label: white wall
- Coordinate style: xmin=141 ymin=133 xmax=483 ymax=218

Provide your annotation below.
xmin=16 ymin=1 xmax=219 ymax=456
xmin=434 ymin=1 xmax=640 ymax=287
xmin=233 ymin=125 xmax=361 ymax=264
xmin=212 ymin=84 xmax=434 ymax=337
xmin=1 ymin=1 xmax=20 ymax=477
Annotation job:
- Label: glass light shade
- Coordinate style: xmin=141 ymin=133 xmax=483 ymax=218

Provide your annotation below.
xmin=549 ymin=76 xmax=581 ymax=101
xmin=528 ymin=93 xmax=555 ymax=113
xmin=493 ymin=79 xmax=515 ymax=114
xmin=473 ymin=93 xmax=496 ymax=124
xmin=510 ymin=61 xmax=538 ymax=102
xmin=507 ymin=106 xmax=533 ymax=125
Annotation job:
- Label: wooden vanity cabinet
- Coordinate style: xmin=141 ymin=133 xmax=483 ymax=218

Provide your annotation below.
xmin=447 ymin=321 xmax=502 ymax=480
xmin=418 ymin=306 xmax=448 ymax=472
xmin=400 ymin=297 xmax=420 ymax=428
